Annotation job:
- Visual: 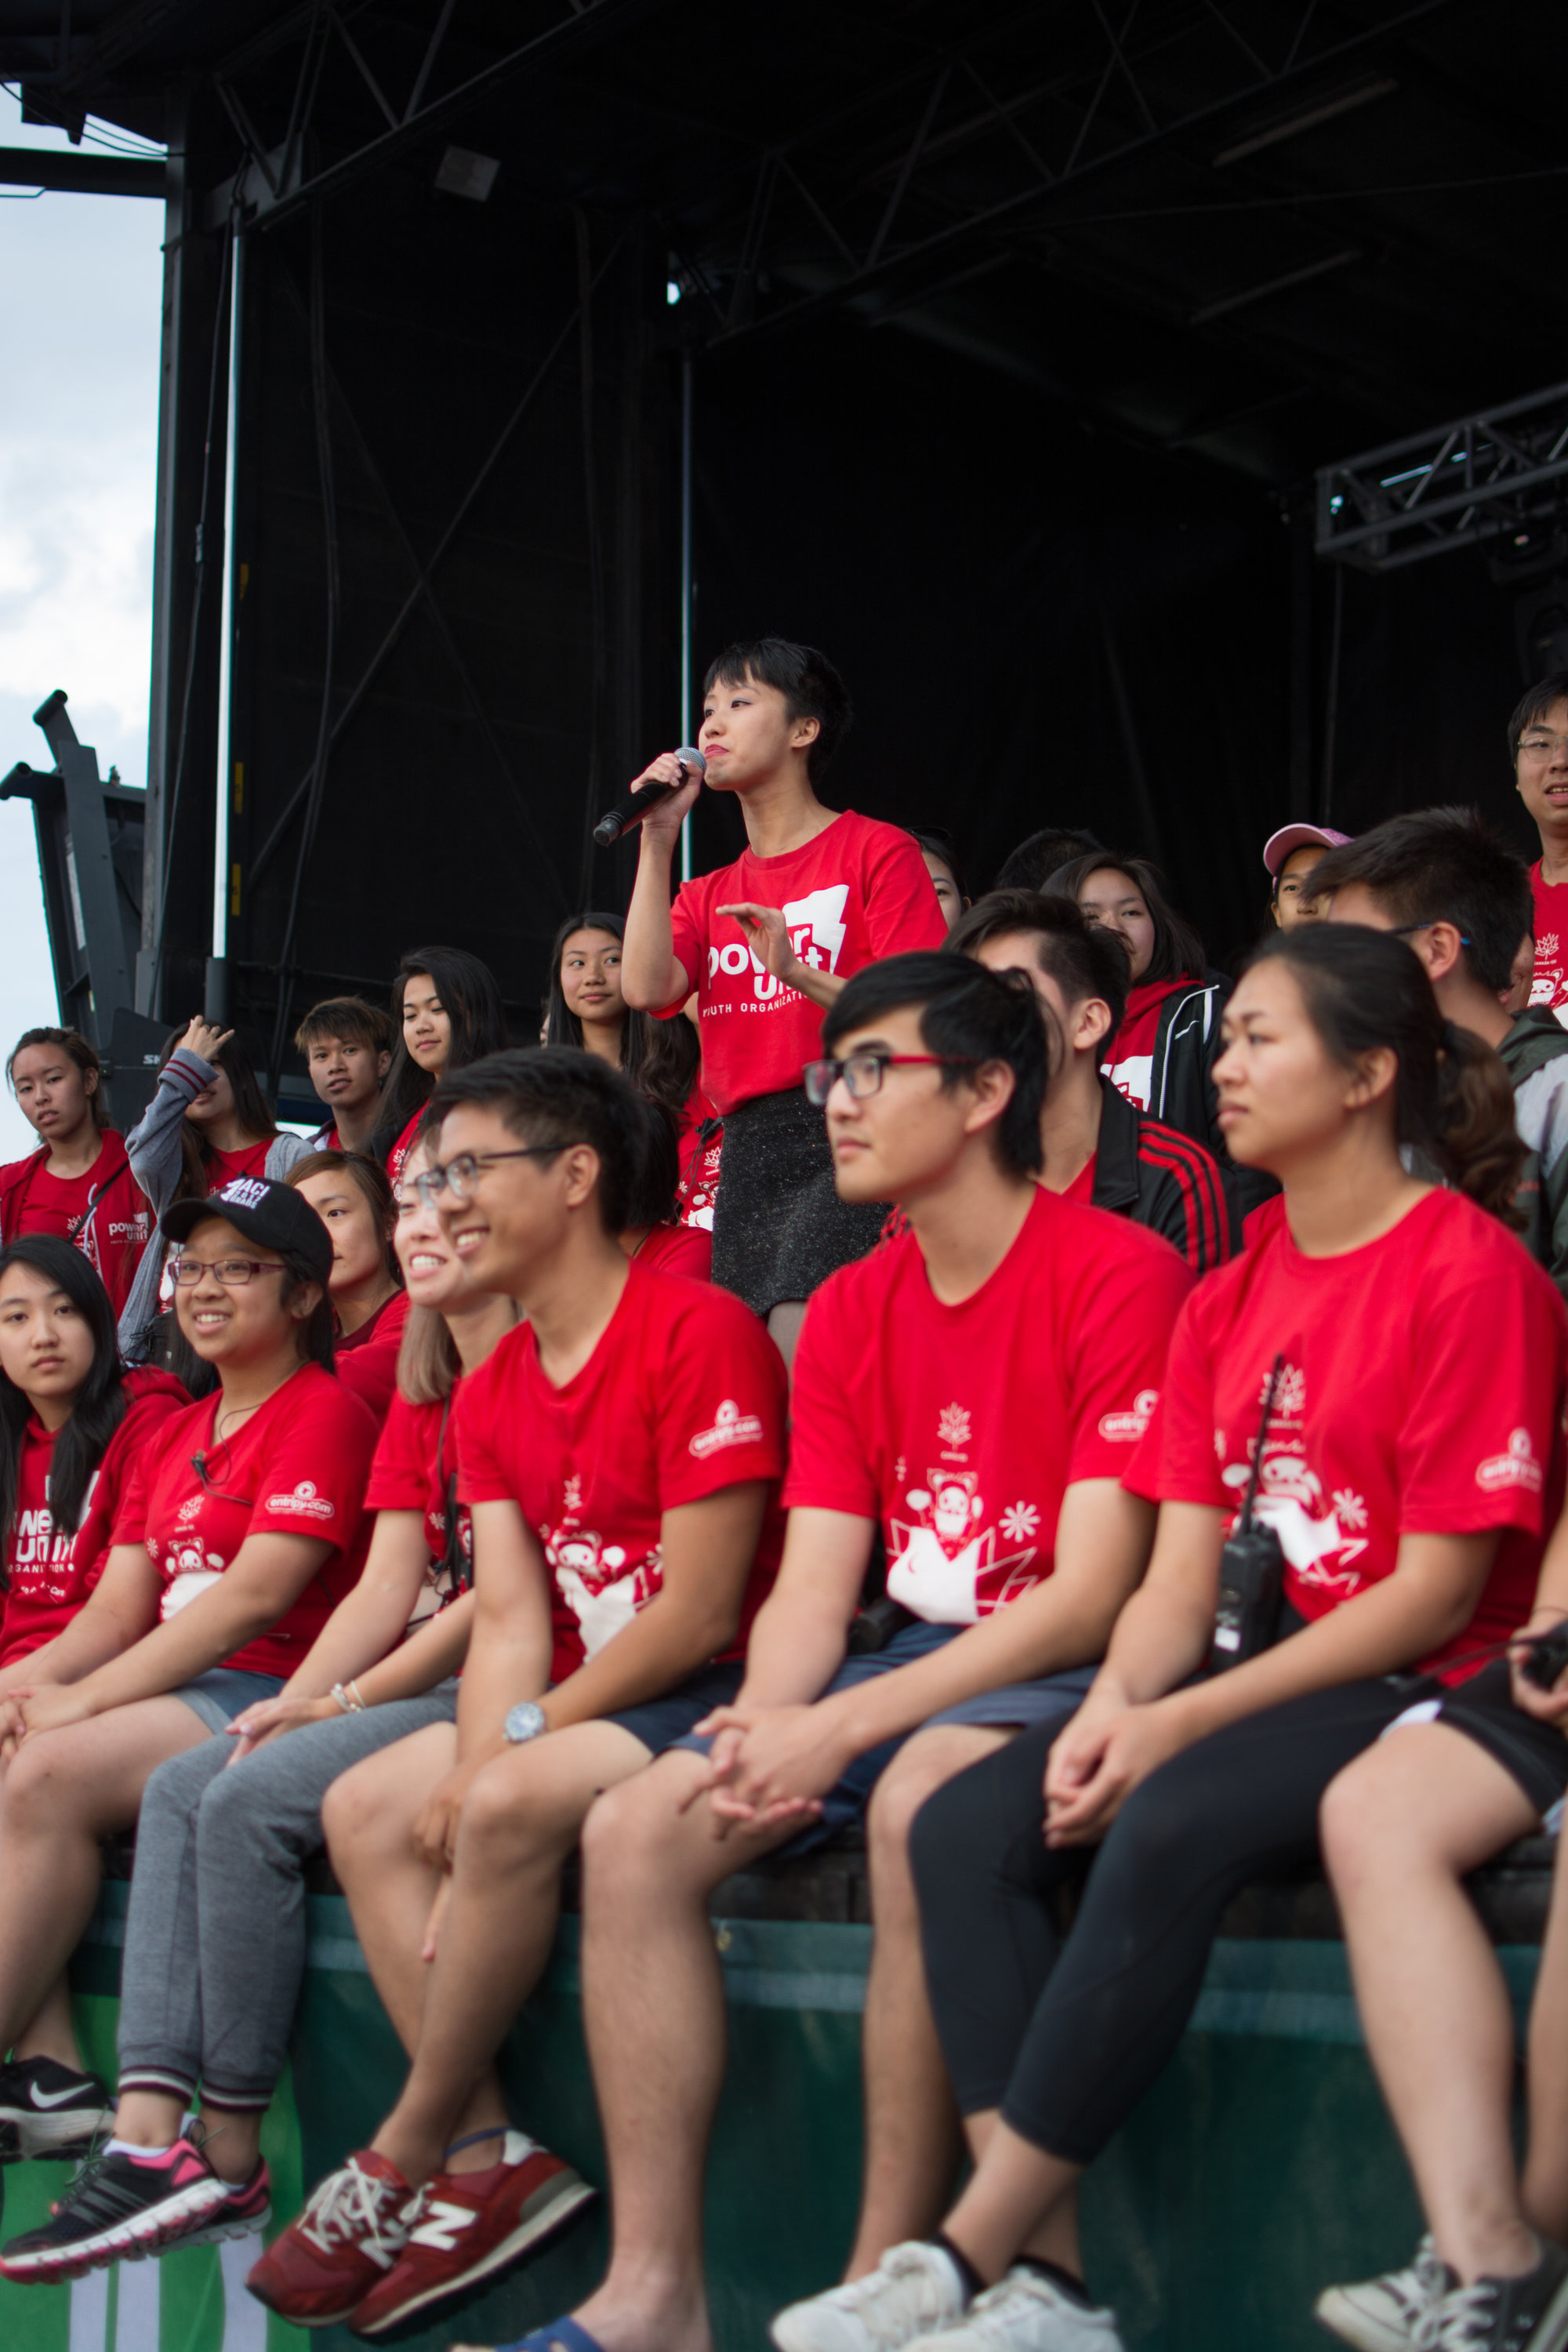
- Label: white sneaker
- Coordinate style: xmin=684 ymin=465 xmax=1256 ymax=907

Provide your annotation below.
xmin=1316 ymin=2237 xmax=1450 ymax=2352
xmin=771 ymin=2242 xmax=971 ymax=2352
xmin=921 ymin=2269 xmax=1123 ymax=2352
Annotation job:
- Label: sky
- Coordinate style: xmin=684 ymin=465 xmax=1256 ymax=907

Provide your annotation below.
xmin=0 ymin=87 xmax=165 ymax=1160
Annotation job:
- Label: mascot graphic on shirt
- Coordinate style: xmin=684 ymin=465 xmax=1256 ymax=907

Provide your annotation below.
xmin=1220 ymin=1361 xmax=1370 ymax=1599
xmin=885 ymin=1402 xmax=1043 ymax=1624
xmin=544 ymin=1517 xmax=659 ymax=1657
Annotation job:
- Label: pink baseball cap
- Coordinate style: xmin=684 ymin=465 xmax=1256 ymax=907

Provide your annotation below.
xmin=1262 ymin=822 xmax=1351 ymax=879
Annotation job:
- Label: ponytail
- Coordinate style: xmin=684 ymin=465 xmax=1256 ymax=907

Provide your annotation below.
xmin=1247 ymin=928 xmax=1526 ymax=1230
xmin=1432 ymin=1021 xmax=1527 ymax=1229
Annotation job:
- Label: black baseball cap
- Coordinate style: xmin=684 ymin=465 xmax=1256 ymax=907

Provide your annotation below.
xmin=162 ymin=1175 xmax=332 ymax=1284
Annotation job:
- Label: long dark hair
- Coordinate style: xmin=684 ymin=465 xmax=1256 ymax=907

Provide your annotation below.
xmin=159 ymin=1025 xmax=278 ymax=1203
xmin=0 ymin=1236 xmax=128 ymax=1549
xmin=1048 ymin=850 xmax=1207 ymax=988
xmin=1247 ymin=927 xmax=1526 ymax=1226
xmin=6 ymin=1028 xmax=108 ymax=1136
xmin=371 ymin=946 xmax=510 ymax=1163
xmin=542 ymin=909 xmax=699 ymax=1121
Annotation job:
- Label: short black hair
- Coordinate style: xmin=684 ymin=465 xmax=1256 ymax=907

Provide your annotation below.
xmin=994 ymin=827 xmax=1104 ymax=893
xmin=295 ymin=995 xmax=394 ymax=1058
xmin=1305 ymin=807 xmax=1530 ymax=996
xmin=429 ymin=1047 xmax=644 ymax=1232
xmin=1046 ymin=849 xmax=1208 ymax=988
xmin=949 ymin=891 xmax=1131 ymax=1032
xmin=702 ymin=639 xmax=851 ymax=779
xmin=821 ymin=952 xmax=1046 ymax=1178
xmin=1509 ymin=672 xmax=1568 ymax=761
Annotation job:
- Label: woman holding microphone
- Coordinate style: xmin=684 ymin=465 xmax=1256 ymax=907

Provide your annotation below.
xmin=619 ymin=637 xmax=946 ymax=1352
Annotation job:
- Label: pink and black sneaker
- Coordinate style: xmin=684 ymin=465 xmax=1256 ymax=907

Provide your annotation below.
xmin=0 ymin=2135 xmax=267 ymax=2282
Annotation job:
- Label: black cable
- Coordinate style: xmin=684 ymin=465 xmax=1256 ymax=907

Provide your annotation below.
xmin=268 ymin=206 xmax=341 ymax=1086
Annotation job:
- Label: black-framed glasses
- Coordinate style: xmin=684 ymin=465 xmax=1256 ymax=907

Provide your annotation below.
xmin=1391 ymin=921 xmax=1473 ymax=948
xmin=412 ymin=1145 xmax=564 ymax=1207
xmin=803 ymin=1051 xmax=979 ymax=1108
xmin=169 ymin=1256 xmax=289 ymax=1287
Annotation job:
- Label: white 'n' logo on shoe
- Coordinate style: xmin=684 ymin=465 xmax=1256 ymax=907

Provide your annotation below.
xmin=408 ymin=2201 xmax=477 ymax=2253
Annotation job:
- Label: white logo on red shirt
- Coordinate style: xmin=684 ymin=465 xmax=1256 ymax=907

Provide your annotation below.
xmin=544 ymin=1524 xmax=656 ymax=1657
xmin=937 ymin=1403 xmax=972 ymax=1454
xmin=216 ymin=1177 xmax=270 ymax=1210
xmin=688 ymin=1399 xmax=765 ymax=1459
xmin=1475 ymin=1428 xmax=1543 ymax=1495
xmin=159 ymin=1537 xmax=228 ymax=1621
xmin=176 ymin=1494 xmax=203 ymax=1526
xmin=1268 ymin=1363 xmax=1308 ymax=1419
xmin=264 ymin=1480 xmax=335 ymax=1520
xmin=1098 ymin=1388 xmax=1159 ymax=1443
xmin=886 ymin=1468 xmax=1041 ymax=1624
xmin=782 ymin=883 xmax=848 ymax=975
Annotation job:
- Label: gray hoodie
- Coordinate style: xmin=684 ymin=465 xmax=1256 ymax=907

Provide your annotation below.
xmin=117 ymin=1046 xmax=312 ymax=1359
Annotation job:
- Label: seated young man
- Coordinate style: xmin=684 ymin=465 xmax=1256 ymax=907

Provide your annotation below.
xmin=475 ymin=951 xmax=1193 ymax=2352
xmin=949 ymin=890 xmax=1240 ymax=1271
xmin=247 ymin=1049 xmax=788 ymax=2338
xmin=1308 ymin=809 xmax=1568 ymax=1298
xmin=297 ymin=996 xmax=394 ymax=1155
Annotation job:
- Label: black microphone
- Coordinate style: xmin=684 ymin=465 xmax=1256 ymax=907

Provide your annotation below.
xmin=593 ymin=746 xmax=706 ymax=848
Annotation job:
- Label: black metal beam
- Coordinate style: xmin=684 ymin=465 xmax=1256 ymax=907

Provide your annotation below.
xmin=220 ymin=0 xmax=673 ymax=228
xmin=0 ymin=143 xmax=162 ymax=194
xmin=698 ymin=0 xmax=1464 ymax=350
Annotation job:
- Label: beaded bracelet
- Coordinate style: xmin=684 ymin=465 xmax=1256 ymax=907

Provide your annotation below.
xmin=330 ymin=1682 xmax=365 ymax=1714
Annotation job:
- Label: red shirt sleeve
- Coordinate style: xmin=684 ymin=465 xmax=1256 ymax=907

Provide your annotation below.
xmin=1061 ymin=1236 xmax=1192 ymax=1483
xmin=781 ymin=1281 xmax=880 ymax=1518
xmin=861 ymin=826 xmax=952 ymax=960
xmin=365 ymin=1393 xmax=435 ymax=1513
xmin=649 ymin=1289 xmax=787 ymax=1506
xmin=252 ymin=1383 xmax=378 ymax=1551
xmin=1122 ymin=1290 xmax=1223 ymax=1508
xmin=1399 ymin=1270 xmax=1563 ymax=1535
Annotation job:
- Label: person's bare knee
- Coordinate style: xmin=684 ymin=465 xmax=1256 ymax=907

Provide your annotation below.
xmin=866 ymin=1729 xmax=1008 ymax=1900
xmin=583 ymin=1754 xmax=742 ymax=1908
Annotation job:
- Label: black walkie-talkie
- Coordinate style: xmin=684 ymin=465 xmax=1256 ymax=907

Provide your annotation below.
xmin=1208 ymin=1352 xmax=1288 ymax=1675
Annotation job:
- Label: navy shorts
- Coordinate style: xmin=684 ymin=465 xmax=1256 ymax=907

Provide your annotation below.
xmin=674 ymin=1619 xmax=1098 ymax=1849
xmin=172 ymin=1667 xmax=285 ymax=1736
xmin=607 ymin=1660 xmax=746 ymax=1756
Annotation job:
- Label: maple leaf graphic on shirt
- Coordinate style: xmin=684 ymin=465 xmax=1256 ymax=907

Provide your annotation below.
xmin=1265 ymin=1364 xmax=1307 ymax=1421
xmin=938 ymin=1403 xmax=972 ymax=1451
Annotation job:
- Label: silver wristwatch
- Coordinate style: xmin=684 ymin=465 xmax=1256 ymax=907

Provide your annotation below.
xmin=503 ymin=1700 xmax=548 ymax=1746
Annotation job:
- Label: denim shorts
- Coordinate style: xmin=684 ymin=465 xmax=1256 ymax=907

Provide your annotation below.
xmin=673 ymin=1619 xmax=1098 ymax=1849
xmin=172 ymin=1667 xmax=285 ymax=1735
xmin=607 ymin=1660 xmax=745 ymax=1755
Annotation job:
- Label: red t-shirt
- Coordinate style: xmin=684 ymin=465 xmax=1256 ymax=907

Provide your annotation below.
xmin=675 ymin=1083 xmax=722 ymax=1232
xmin=0 ymin=1370 xmax=188 ymax=1668
xmin=365 ymin=1383 xmax=470 ymax=1600
xmin=1103 ymin=975 xmax=1196 ymax=1112
xmin=0 ymin=1131 xmax=151 ymax=1317
xmin=386 ymin=1109 xmax=426 ymax=1189
xmin=1125 ymin=1188 xmax=1568 ymax=1682
xmin=659 ymin=811 xmax=948 ymax=1116
xmin=121 ymin=1363 xmax=379 ymax=1678
xmin=1530 ymin=865 xmax=1568 ymax=1028
xmin=336 ymin=1288 xmax=411 ymax=1424
xmin=456 ymin=1262 xmax=787 ymax=1682
xmin=203 ymin=1141 xmax=271 ymax=1190
xmin=633 ymin=1223 xmax=713 ymax=1281
xmin=786 ymin=1187 xmax=1192 ymax=1622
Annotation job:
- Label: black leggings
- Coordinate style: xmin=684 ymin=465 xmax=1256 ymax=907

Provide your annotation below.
xmin=910 ymin=1675 xmax=1431 ymax=2166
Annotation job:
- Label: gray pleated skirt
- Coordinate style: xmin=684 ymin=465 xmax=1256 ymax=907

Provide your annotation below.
xmin=711 ymin=1085 xmax=888 ymax=1316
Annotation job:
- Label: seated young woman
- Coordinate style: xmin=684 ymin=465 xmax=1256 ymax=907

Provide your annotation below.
xmin=1311 ymin=1444 xmax=1568 ymax=2347
xmin=771 ymin=924 xmax=1568 ymax=2352
xmin=0 ymin=1140 xmax=517 ymax=2281
xmin=119 ymin=1017 xmax=311 ymax=1364
xmin=287 ymin=1150 xmax=408 ymax=1420
xmin=371 ymin=946 xmax=510 ymax=1188
xmin=0 ymin=1178 xmax=379 ymax=2192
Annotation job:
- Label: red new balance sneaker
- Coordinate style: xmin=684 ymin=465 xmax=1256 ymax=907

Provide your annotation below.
xmin=245 ymin=2148 xmax=423 ymax=2327
xmin=350 ymin=2131 xmax=595 ymax=2338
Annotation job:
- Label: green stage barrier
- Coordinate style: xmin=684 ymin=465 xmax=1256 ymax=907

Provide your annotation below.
xmin=0 ymin=1882 xmax=1536 ymax=2352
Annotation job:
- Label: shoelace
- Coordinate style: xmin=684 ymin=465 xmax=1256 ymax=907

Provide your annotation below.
xmin=1414 ymin=2280 xmax=1505 ymax=2352
xmin=1379 ymin=2241 xmax=1446 ymax=2325
xmin=299 ymin=2162 xmax=419 ymax=2256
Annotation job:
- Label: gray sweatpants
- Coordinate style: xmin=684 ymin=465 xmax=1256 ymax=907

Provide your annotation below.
xmin=116 ymin=1688 xmax=458 ymax=2110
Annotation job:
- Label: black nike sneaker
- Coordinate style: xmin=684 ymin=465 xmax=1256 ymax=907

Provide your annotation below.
xmin=0 ymin=2056 xmax=114 ymax=2161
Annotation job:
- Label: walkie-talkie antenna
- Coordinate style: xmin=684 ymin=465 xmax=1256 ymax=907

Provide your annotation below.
xmin=1237 ymin=1353 xmax=1286 ymax=1534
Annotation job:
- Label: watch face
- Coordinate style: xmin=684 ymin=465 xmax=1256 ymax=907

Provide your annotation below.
xmin=505 ymin=1700 xmax=547 ymax=1744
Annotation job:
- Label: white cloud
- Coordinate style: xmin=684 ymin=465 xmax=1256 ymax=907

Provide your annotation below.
xmin=0 ymin=90 xmax=163 ymax=1161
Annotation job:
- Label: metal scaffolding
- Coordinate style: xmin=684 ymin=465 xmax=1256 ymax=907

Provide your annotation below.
xmin=1316 ymin=380 xmax=1568 ymax=572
